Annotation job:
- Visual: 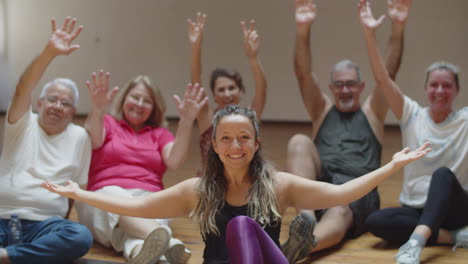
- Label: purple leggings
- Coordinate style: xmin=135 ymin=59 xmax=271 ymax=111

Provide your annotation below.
xmin=226 ymin=216 xmax=288 ymax=264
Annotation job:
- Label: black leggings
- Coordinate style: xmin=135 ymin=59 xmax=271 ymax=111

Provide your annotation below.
xmin=365 ymin=167 xmax=468 ymax=244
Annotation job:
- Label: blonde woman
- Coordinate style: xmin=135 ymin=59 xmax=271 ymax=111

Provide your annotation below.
xmin=76 ymin=71 xmax=207 ymax=264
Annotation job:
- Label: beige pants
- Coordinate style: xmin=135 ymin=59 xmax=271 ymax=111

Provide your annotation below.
xmin=75 ymin=185 xmax=169 ymax=259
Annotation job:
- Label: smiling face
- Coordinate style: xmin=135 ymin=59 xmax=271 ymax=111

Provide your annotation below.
xmin=329 ymin=67 xmax=364 ymax=112
xmin=425 ymin=69 xmax=459 ymax=117
xmin=213 ymin=77 xmax=243 ymax=109
xmin=212 ymin=114 xmax=259 ymax=172
xmin=122 ymin=82 xmax=154 ymax=131
xmin=37 ymin=83 xmax=76 ymax=135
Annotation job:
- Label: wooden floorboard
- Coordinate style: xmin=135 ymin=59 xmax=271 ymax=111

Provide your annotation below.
xmin=12 ymin=116 xmax=464 ymax=264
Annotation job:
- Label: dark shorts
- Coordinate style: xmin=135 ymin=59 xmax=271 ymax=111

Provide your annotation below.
xmin=315 ymin=166 xmax=380 ymax=238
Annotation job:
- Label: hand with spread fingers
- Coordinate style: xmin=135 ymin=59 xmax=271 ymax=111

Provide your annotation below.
xmin=387 ymin=0 xmax=412 ymax=25
xmin=47 ymin=16 xmax=83 ymax=56
xmin=188 ymin=12 xmax=207 ymax=47
xmin=173 ymin=83 xmax=208 ymax=122
xmin=358 ymin=0 xmax=386 ymax=32
xmin=86 ymin=70 xmax=119 ymax=112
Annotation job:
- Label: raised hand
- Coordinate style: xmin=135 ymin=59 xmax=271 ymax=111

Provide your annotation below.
xmin=387 ymin=0 xmax=412 ymax=25
xmin=295 ymin=0 xmax=317 ymax=29
xmin=41 ymin=180 xmax=81 ymax=200
xmin=241 ymin=20 xmax=260 ymax=58
xmin=187 ymin=12 xmax=207 ymax=46
xmin=392 ymin=142 xmax=432 ymax=168
xmin=173 ymin=83 xmax=208 ymax=122
xmin=86 ymin=70 xmax=119 ymax=111
xmin=47 ymin=17 xmax=83 ymax=56
xmin=358 ymin=0 xmax=385 ymax=32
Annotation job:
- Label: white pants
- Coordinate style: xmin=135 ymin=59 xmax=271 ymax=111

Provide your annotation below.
xmin=75 ymin=185 xmax=169 ymax=259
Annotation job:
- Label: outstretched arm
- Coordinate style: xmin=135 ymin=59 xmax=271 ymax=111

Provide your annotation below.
xmin=84 ymin=70 xmax=119 ymax=149
xmin=359 ymin=0 xmax=406 ymax=120
xmin=42 ymin=177 xmax=199 ymax=219
xmin=9 ymin=17 xmax=83 ymax=124
xmin=293 ymin=0 xmax=326 ymax=122
xmin=241 ymin=20 xmax=267 ymax=119
xmin=162 ymin=83 xmax=208 ymax=170
xmin=286 ymin=142 xmax=431 ymax=210
xmin=368 ymin=0 xmax=412 ymax=122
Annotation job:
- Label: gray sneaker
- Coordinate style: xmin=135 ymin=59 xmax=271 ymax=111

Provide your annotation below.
xmin=452 ymin=226 xmax=468 ymax=252
xmin=130 ymin=226 xmax=171 ymax=264
xmin=282 ymin=213 xmax=317 ymax=263
xmin=395 ymin=239 xmax=422 ymax=264
xmin=165 ymin=238 xmax=192 ymax=264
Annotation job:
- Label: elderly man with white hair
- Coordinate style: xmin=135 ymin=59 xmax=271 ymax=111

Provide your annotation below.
xmin=0 ymin=17 xmax=92 ymax=264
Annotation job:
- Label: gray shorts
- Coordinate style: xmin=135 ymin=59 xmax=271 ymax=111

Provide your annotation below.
xmin=315 ymin=166 xmax=380 ymax=238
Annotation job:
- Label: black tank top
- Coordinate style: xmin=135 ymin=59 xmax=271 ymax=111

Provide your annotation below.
xmin=314 ymin=106 xmax=381 ymax=179
xmin=203 ymin=202 xmax=281 ymax=264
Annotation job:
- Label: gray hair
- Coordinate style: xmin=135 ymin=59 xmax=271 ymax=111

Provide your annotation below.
xmin=330 ymin=59 xmax=362 ymax=83
xmin=40 ymin=78 xmax=79 ymax=107
xmin=425 ymin=61 xmax=460 ymax=89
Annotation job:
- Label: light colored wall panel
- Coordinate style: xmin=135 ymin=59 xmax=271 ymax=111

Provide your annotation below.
xmin=4 ymin=0 xmax=467 ymax=124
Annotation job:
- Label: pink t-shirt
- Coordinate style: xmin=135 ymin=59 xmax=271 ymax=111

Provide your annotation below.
xmin=87 ymin=115 xmax=175 ymax=192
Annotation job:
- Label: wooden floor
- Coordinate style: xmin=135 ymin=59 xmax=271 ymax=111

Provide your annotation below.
xmin=55 ymin=119 xmax=468 ymax=263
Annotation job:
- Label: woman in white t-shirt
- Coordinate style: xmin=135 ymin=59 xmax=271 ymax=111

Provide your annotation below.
xmin=359 ymin=1 xmax=468 ymax=263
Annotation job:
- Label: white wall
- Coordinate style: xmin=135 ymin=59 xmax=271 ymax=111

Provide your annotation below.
xmin=3 ymin=0 xmax=468 ymax=124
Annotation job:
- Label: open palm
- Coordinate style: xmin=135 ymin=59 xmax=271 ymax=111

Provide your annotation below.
xmin=392 ymin=142 xmax=432 ymax=168
xmin=41 ymin=180 xmax=80 ymax=200
xmin=358 ymin=0 xmax=385 ymax=30
xmin=188 ymin=12 xmax=207 ymax=45
xmin=173 ymin=83 xmax=208 ymax=121
xmin=48 ymin=17 xmax=83 ymax=56
xmin=388 ymin=0 xmax=412 ymax=25
xmin=86 ymin=70 xmax=119 ymax=111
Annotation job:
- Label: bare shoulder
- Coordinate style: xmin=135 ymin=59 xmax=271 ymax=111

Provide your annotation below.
xmin=272 ymin=171 xmax=302 ymax=191
xmin=361 ymin=98 xmax=384 ymax=143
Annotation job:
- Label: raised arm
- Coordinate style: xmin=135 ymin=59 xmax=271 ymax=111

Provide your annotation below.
xmin=286 ymin=142 xmax=431 ymax=210
xmin=359 ymin=0 xmax=406 ymax=120
xmin=188 ymin=12 xmax=206 ymax=86
xmin=42 ymin=177 xmax=200 ymax=219
xmin=367 ymin=0 xmax=412 ymax=121
xmin=9 ymin=17 xmax=83 ymax=124
xmin=84 ymin=70 xmax=119 ymax=149
xmin=188 ymin=12 xmax=212 ymax=133
xmin=162 ymin=83 xmax=208 ymax=170
xmin=293 ymin=0 xmax=326 ymax=121
xmin=240 ymin=20 xmax=267 ymax=119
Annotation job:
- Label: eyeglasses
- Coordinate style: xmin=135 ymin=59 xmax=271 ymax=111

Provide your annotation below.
xmin=44 ymin=96 xmax=74 ymax=109
xmin=333 ymin=80 xmax=360 ymax=90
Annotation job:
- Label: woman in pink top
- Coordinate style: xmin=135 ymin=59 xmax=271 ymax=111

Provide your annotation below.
xmin=187 ymin=13 xmax=268 ymax=176
xmin=76 ymin=71 xmax=207 ymax=264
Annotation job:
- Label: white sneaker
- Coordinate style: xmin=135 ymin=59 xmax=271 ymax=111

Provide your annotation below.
xmin=130 ymin=226 xmax=171 ymax=264
xmin=165 ymin=238 xmax=191 ymax=264
xmin=452 ymin=226 xmax=468 ymax=251
xmin=395 ymin=239 xmax=422 ymax=264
